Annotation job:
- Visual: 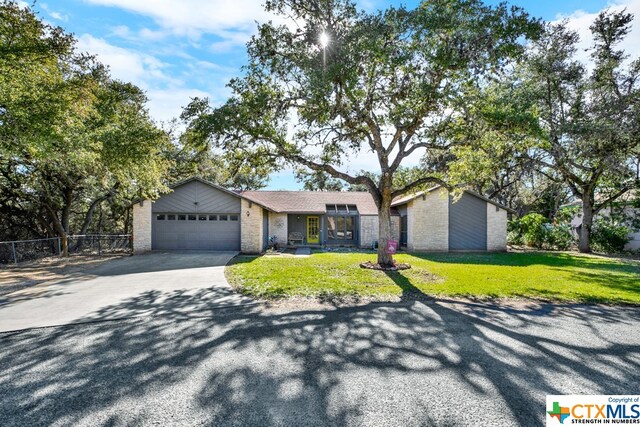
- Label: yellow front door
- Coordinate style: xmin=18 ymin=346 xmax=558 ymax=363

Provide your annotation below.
xmin=307 ymin=216 xmax=320 ymax=244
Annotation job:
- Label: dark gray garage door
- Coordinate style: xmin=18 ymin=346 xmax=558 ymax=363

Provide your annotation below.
xmin=152 ymin=213 xmax=240 ymax=251
xmin=449 ymin=193 xmax=487 ymax=250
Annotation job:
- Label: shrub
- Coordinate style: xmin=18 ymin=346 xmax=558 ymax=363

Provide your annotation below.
xmin=507 ymin=220 xmax=525 ymax=245
xmin=547 ymin=224 xmax=575 ymax=250
xmin=590 ymin=220 xmax=631 ymax=253
xmin=508 ymin=213 xmax=576 ymax=250
xmin=519 ymin=213 xmax=549 ymax=248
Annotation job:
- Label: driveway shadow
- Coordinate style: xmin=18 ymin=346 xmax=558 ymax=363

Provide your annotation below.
xmin=1 ymin=278 xmax=639 ymax=426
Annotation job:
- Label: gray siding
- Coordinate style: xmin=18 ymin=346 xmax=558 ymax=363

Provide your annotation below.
xmin=152 ymin=180 xmax=240 ymax=213
xmin=287 ymin=214 xmax=308 ymax=239
xmin=449 ymin=193 xmax=487 ymax=250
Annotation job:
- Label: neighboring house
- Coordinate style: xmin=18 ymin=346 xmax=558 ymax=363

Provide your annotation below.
xmin=132 ymin=177 xmax=510 ymax=254
xmin=569 ymin=203 xmax=640 ymax=251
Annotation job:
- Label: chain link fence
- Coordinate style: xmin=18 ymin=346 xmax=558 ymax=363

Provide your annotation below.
xmin=0 ymin=235 xmax=132 ymax=264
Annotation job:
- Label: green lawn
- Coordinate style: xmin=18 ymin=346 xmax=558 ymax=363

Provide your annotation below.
xmin=225 ymin=251 xmax=640 ymax=304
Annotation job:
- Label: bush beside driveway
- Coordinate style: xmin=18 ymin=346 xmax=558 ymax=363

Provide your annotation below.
xmin=226 ymin=251 xmax=640 ymax=304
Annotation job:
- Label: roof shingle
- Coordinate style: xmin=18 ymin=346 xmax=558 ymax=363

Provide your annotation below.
xmin=240 ymin=191 xmax=384 ymax=215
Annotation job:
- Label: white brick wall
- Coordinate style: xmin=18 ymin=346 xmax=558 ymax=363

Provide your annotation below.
xmin=268 ymin=213 xmax=288 ymax=246
xmin=133 ymin=200 xmax=152 ymax=253
xmin=359 ymin=215 xmax=400 ymax=248
xmin=407 ymin=188 xmax=449 ymax=251
xmin=487 ymin=204 xmax=507 ymax=251
xmin=240 ymin=199 xmax=263 ymax=253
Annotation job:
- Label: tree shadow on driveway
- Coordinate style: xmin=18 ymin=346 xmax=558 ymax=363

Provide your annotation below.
xmin=1 ymin=278 xmax=639 ymax=426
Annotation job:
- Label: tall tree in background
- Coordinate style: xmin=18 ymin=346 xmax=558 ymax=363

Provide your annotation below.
xmin=453 ymin=11 xmax=640 ymax=252
xmin=528 ymin=11 xmax=640 ymax=252
xmin=168 ymin=112 xmax=273 ymax=191
xmin=0 ymin=1 xmax=170 ymax=253
xmin=295 ymin=169 xmax=345 ymax=191
xmin=182 ymin=0 xmax=539 ymax=265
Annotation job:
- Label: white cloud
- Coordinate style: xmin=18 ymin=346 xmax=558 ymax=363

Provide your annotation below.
xmin=76 ymin=34 xmax=177 ymax=87
xmin=146 ymin=88 xmax=212 ymax=124
xmin=75 ymin=34 xmax=215 ymax=124
xmin=110 ymin=25 xmax=167 ymax=42
xmin=40 ymin=3 xmax=68 ymax=21
xmin=83 ymin=0 xmax=274 ymax=39
xmin=555 ymin=0 xmax=640 ymax=67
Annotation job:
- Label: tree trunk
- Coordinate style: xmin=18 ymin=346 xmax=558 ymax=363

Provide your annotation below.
xmin=578 ymin=197 xmax=593 ymax=253
xmin=73 ymin=195 xmax=108 ymax=251
xmin=377 ymin=190 xmax=394 ymax=266
xmin=47 ymin=210 xmax=68 ymax=257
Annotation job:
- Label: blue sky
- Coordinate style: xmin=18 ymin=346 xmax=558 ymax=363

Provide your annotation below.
xmin=27 ymin=0 xmax=640 ymax=189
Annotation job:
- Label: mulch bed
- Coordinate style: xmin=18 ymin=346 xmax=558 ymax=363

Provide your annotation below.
xmin=359 ymin=261 xmax=411 ymax=271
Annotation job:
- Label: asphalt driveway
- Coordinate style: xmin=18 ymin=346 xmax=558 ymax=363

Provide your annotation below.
xmin=0 ymin=251 xmax=251 ymax=332
xmin=0 ymin=299 xmax=638 ymax=426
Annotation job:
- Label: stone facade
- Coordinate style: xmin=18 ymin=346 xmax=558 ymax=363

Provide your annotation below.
xmin=359 ymin=215 xmax=400 ymax=248
xmin=486 ymin=204 xmax=508 ymax=251
xmin=240 ymin=199 xmax=264 ymax=253
xmin=268 ymin=213 xmax=288 ymax=246
xmin=406 ymin=188 xmax=449 ymax=251
xmin=133 ymin=199 xmax=152 ymax=253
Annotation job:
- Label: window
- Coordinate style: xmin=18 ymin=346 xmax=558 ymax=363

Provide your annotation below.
xmin=168 ymin=214 xmax=176 ymax=220
xmin=219 ymin=214 xmax=228 ymax=221
xmin=209 ymin=215 xmax=218 ymax=221
xmin=326 ymin=204 xmax=359 ymax=214
xmin=230 ymin=215 xmax=239 ymax=221
xmin=327 ymin=217 xmax=336 ymax=239
xmin=336 ymin=217 xmax=345 ymax=239
xmin=327 ymin=216 xmax=355 ymax=241
xmin=188 ymin=214 xmax=196 ymax=221
xmin=178 ymin=215 xmax=186 ymax=221
xmin=199 ymin=215 xmax=207 ymax=221
xmin=156 ymin=214 xmax=165 ymax=220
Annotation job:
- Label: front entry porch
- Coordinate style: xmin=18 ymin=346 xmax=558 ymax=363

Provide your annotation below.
xmin=286 ymin=213 xmax=359 ymax=247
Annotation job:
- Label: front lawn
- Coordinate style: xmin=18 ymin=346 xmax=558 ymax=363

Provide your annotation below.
xmin=225 ymin=251 xmax=640 ymax=304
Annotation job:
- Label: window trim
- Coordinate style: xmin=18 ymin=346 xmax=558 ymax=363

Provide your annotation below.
xmin=327 ymin=215 xmax=356 ymax=241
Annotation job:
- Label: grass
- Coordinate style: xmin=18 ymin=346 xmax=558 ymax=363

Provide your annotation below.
xmin=225 ymin=251 xmax=640 ymax=304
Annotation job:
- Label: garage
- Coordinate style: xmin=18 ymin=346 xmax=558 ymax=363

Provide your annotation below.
xmin=448 ymin=192 xmax=488 ymax=251
xmin=151 ymin=178 xmax=241 ymax=251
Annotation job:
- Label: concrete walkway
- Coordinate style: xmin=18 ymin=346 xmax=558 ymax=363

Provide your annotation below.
xmin=0 ymin=251 xmax=253 ymax=332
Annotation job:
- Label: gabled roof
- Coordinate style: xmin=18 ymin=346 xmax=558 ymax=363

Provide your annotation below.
xmin=391 ymin=186 xmax=441 ymax=206
xmin=159 ymin=177 xmax=272 ymax=211
xmin=168 ymin=176 xmax=242 ymax=199
xmin=150 ymin=177 xmax=513 ymax=214
xmin=391 ymin=186 xmax=515 ymax=213
xmin=240 ymin=191 xmax=387 ymax=215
